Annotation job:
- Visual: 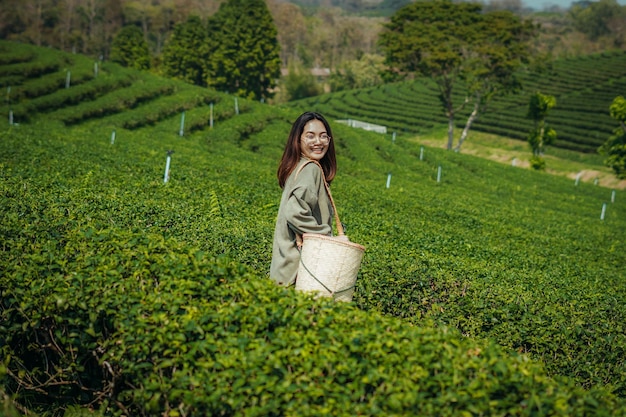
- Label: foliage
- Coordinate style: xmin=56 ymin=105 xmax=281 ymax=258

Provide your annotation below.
xmin=569 ymin=0 xmax=626 ymax=42
xmin=2 ymin=40 xmax=626 ymax=415
xmin=205 ymin=0 xmax=281 ymax=101
xmin=379 ymin=0 xmax=535 ymax=151
xmin=280 ymin=61 xmax=322 ymax=102
xmin=295 ymin=50 xmax=626 ymax=154
xmin=527 ymin=91 xmax=557 ymax=167
xmin=110 ymin=25 xmax=151 ymax=71
xmin=160 ymin=16 xmax=209 ymax=87
xmin=599 ymin=96 xmax=626 ymax=178
xmin=329 ymin=53 xmax=386 ymax=92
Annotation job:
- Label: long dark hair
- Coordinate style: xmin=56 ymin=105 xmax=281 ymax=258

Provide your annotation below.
xmin=277 ymin=111 xmax=337 ymax=188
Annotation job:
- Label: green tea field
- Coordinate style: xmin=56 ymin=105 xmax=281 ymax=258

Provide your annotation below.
xmin=1 ymin=40 xmax=626 ymax=416
xmin=296 ymin=51 xmax=626 ymax=155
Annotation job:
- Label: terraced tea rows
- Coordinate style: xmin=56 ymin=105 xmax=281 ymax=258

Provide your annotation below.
xmin=297 ymin=50 xmax=626 ymax=153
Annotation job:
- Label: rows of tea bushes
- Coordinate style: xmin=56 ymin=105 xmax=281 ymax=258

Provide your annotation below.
xmin=3 ymin=114 xmax=626 ymax=416
xmin=296 ymin=50 xmax=626 ymax=153
xmin=2 ymin=41 xmax=626 ymax=415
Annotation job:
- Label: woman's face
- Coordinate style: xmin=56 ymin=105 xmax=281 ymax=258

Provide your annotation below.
xmin=300 ymin=119 xmax=330 ymax=161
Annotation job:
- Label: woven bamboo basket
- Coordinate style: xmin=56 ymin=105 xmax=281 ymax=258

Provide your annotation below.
xmin=296 ymin=233 xmax=365 ymax=302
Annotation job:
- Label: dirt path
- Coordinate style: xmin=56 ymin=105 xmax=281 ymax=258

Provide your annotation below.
xmin=416 ymin=137 xmax=626 ymax=190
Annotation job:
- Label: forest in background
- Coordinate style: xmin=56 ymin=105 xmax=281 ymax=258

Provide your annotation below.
xmin=1 ymin=0 xmax=625 ymax=69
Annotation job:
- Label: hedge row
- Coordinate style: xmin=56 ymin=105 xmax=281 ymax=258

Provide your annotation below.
xmin=52 ymin=79 xmax=178 ymax=125
xmin=294 ymin=51 xmax=626 ymax=151
xmin=11 ymin=67 xmax=136 ymax=122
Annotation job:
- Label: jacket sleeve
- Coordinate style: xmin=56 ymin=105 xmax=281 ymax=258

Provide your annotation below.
xmin=284 ymin=163 xmax=332 ymax=236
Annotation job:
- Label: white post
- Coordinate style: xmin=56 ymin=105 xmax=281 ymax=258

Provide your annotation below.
xmin=392 ymin=132 xmax=396 ymax=144
xmin=65 ymin=71 xmax=71 ymax=88
xmin=512 ymin=158 xmax=517 ymax=167
xmin=437 ymin=165 xmax=442 ymax=183
xmin=575 ymin=172 xmax=582 ymax=186
xmin=420 ymin=146 xmax=424 ymax=161
xmin=210 ymin=103 xmax=214 ymax=128
xmin=386 ymin=173 xmax=392 ymax=189
xmin=9 ymin=110 xmax=13 ymax=125
xmin=600 ymin=203 xmax=607 ymax=220
xmin=234 ymin=97 xmax=239 ymax=115
xmin=110 ymin=129 xmax=116 ymax=144
xmin=164 ymin=151 xmax=174 ymax=184
xmin=594 ymin=178 xmax=599 ymax=186
xmin=611 ymin=190 xmax=616 ymax=203
xmin=94 ymin=62 xmax=98 ymax=78
xmin=179 ymin=111 xmax=185 ymax=137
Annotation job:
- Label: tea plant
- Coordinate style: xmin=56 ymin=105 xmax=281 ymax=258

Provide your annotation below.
xmin=2 ymin=40 xmax=626 ymax=415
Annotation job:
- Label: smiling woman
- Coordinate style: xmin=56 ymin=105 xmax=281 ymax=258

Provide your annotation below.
xmin=270 ymin=111 xmax=341 ymax=286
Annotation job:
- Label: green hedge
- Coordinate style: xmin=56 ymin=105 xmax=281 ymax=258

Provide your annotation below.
xmin=2 ymin=224 xmax=623 ymax=416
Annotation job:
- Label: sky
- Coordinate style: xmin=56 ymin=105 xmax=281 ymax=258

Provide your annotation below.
xmin=522 ymin=0 xmax=626 ymax=9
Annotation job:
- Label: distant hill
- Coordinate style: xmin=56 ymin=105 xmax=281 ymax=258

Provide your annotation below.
xmin=293 ymin=50 xmax=626 ymax=154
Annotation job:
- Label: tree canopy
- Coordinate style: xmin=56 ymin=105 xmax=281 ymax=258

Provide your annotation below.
xmin=205 ymin=0 xmax=281 ymax=101
xmin=110 ymin=25 xmax=151 ymax=70
xmin=378 ymin=0 xmax=536 ymax=150
xmin=161 ymin=16 xmax=208 ymax=87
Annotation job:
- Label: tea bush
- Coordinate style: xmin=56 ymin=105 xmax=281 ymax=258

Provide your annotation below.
xmin=296 ymin=51 xmax=626 ymax=153
xmin=2 ymin=41 xmax=626 ymax=415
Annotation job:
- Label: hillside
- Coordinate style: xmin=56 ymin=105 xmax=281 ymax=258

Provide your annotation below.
xmin=295 ymin=50 xmax=626 ymax=158
xmin=2 ymin=40 xmax=626 ymax=415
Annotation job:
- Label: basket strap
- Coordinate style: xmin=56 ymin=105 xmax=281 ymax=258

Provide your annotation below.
xmin=294 ymin=159 xmax=344 ymax=237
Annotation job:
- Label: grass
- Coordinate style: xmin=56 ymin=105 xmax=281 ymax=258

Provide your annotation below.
xmin=411 ymin=127 xmax=626 ymax=190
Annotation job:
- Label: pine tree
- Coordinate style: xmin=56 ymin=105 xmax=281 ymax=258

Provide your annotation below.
xmin=205 ymin=0 xmax=281 ymax=101
xmin=162 ymin=16 xmax=208 ymax=87
xmin=110 ymin=25 xmax=151 ymax=70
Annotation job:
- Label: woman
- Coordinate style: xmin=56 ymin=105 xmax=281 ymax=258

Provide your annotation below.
xmin=270 ymin=111 xmax=340 ymax=286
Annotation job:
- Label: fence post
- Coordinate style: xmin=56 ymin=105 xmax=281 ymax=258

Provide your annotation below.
xmin=164 ymin=150 xmax=174 ymax=184
xmin=179 ymin=111 xmax=185 ymax=137
xmin=600 ymin=203 xmax=607 ymax=220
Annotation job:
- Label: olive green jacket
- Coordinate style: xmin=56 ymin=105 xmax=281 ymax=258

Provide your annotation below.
xmin=270 ymin=158 xmax=333 ymax=286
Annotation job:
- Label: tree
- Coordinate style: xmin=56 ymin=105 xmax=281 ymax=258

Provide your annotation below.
xmin=569 ymin=0 xmax=624 ymax=41
xmin=329 ymin=53 xmax=386 ymax=92
xmin=205 ymin=0 xmax=281 ymax=101
xmin=599 ymin=96 xmax=626 ymax=179
xmin=526 ymin=92 xmax=557 ymax=170
xmin=268 ymin=1 xmax=306 ymax=68
xmin=281 ymin=61 xmax=322 ymax=102
xmin=161 ymin=16 xmax=208 ymax=86
xmin=110 ymin=25 xmax=151 ymax=70
xmin=378 ymin=0 xmax=535 ymax=151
